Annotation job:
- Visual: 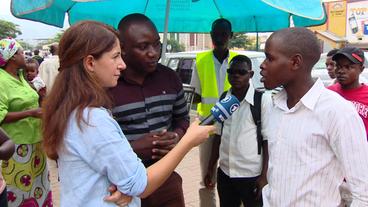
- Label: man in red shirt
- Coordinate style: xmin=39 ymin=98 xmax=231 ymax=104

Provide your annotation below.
xmin=328 ymin=47 xmax=368 ymax=138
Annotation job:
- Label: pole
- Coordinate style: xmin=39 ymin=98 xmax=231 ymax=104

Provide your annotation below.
xmin=256 ymin=32 xmax=259 ymax=51
xmin=161 ymin=0 xmax=171 ymax=62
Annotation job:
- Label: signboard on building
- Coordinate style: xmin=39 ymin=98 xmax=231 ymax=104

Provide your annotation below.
xmin=346 ymin=0 xmax=368 ymax=43
xmin=328 ymin=1 xmax=346 ymax=37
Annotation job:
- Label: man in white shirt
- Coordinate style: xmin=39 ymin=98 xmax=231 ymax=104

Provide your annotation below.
xmin=260 ymin=27 xmax=368 ymax=206
xmin=205 ymin=55 xmax=272 ymax=207
xmin=39 ymin=43 xmax=59 ymax=94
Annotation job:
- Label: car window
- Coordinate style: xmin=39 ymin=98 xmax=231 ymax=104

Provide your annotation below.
xmin=168 ymin=58 xmax=180 ymax=70
xmin=179 ymin=59 xmax=194 ymax=70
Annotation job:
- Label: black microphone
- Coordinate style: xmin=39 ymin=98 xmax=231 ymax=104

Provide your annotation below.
xmin=200 ymin=95 xmax=240 ymax=125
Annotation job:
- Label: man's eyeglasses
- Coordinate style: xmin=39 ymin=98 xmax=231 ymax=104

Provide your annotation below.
xmin=227 ymin=69 xmax=250 ymax=75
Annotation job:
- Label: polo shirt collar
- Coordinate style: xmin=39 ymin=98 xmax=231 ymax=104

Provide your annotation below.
xmin=120 ymin=64 xmax=162 ymax=85
xmin=212 ymin=50 xmax=230 ymax=64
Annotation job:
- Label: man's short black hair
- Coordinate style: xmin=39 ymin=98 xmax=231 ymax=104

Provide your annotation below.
xmin=270 ymin=27 xmax=321 ymax=67
xmin=327 ymin=49 xmax=339 ymax=57
xmin=33 ymin=49 xmax=40 ymax=55
xmin=118 ymin=13 xmax=157 ymax=43
xmin=211 ymin=18 xmax=232 ymax=32
xmin=229 ymin=55 xmax=252 ymax=70
xmin=118 ymin=13 xmax=156 ymax=32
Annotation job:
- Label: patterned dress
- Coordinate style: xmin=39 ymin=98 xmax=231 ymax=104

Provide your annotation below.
xmin=0 ymin=69 xmax=52 ymax=207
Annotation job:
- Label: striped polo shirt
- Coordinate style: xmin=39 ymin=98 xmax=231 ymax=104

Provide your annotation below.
xmin=110 ymin=64 xmax=189 ymax=141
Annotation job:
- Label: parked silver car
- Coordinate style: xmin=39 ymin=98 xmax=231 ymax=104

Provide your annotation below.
xmin=162 ymin=51 xmax=266 ymax=89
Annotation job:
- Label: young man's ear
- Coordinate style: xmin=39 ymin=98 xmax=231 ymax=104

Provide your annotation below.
xmin=210 ymin=31 xmax=214 ymax=39
xmin=120 ymin=42 xmax=126 ymax=57
xmin=83 ymin=55 xmax=95 ymax=72
xmin=290 ymin=54 xmax=302 ymax=71
xmin=249 ymin=70 xmax=254 ymax=78
xmin=359 ymin=65 xmax=365 ymax=73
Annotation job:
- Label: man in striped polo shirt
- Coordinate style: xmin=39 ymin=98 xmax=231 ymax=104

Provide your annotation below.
xmin=110 ymin=14 xmax=189 ymax=207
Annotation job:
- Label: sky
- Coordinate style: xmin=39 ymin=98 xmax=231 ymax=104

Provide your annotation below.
xmin=0 ymin=0 xmax=69 ymax=39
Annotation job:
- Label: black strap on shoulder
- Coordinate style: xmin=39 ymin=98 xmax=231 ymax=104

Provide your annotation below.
xmin=250 ymin=90 xmax=263 ymax=155
xmin=218 ymin=91 xmax=228 ymax=135
xmin=219 ymin=90 xmax=228 ymax=100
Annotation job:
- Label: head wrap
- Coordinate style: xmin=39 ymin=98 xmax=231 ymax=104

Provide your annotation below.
xmin=0 ymin=38 xmax=22 ymax=67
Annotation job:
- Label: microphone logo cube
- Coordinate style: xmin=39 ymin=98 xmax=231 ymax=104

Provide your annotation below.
xmin=230 ymin=104 xmax=239 ymax=113
xmin=221 ymin=96 xmax=232 ymax=103
xmin=210 ymin=95 xmax=240 ymax=123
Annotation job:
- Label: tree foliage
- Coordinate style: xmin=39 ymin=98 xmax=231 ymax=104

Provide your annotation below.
xmin=0 ymin=19 xmax=22 ymax=39
xmin=50 ymin=31 xmax=64 ymax=43
xmin=35 ymin=31 xmax=64 ymax=49
xmin=229 ymin=33 xmax=257 ymax=50
xmin=167 ymin=38 xmax=185 ymax=52
xmin=18 ymin=40 xmax=33 ymax=51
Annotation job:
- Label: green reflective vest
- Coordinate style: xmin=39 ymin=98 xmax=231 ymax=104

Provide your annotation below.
xmin=195 ymin=50 xmax=238 ymax=117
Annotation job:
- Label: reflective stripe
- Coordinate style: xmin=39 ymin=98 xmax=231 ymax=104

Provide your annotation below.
xmin=198 ymin=104 xmax=214 ymax=117
xmin=201 ymin=97 xmax=219 ymax=104
xmin=216 ymin=102 xmax=230 ymax=118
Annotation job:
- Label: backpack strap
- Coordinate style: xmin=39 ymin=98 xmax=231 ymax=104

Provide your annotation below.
xmin=250 ymin=90 xmax=263 ymax=155
xmin=219 ymin=90 xmax=228 ymax=100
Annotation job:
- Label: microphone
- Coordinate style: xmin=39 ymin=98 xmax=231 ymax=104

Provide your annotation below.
xmin=200 ymin=95 xmax=240 ymax=125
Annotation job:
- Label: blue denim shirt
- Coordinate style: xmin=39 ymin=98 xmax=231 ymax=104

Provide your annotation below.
xmin=58 ymin=107 xmax=147 ymax=207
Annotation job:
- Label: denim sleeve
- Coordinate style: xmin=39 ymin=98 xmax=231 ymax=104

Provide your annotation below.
xmin=77 ymin=108 xmax=148 ymax=196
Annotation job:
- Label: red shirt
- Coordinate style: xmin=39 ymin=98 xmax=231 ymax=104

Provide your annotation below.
xmin=328 ymin=83 xmax=368 ymax=138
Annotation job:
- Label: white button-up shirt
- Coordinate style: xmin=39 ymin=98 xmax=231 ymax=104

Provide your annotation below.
xmin=39 ymin=55 xmax=59 ymax=94
xmin=217 ymin=84 xmax=272 ymax=178
xmin=263 ymin=79 xmax=368 ymax=207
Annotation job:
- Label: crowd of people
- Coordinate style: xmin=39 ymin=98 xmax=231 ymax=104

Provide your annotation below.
xmin=0 ymin=13 xmax=367 ymax=207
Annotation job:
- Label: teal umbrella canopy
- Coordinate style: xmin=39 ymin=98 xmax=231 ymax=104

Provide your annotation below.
xmin=11 ymin=0 xmax=326 ymax=32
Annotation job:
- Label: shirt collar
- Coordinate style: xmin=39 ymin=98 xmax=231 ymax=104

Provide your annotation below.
xmin=244 ymin=80 xmax=255 ymax=106
xmin=212 ymin=50 xmax=230 ymax=65
xmin=230 ymin=80 xmax=255 ymax=106
xmin=119 ymin=64 xmax=162 ymax=85
xmin=273 ymin=78 xmax=324 ymax=111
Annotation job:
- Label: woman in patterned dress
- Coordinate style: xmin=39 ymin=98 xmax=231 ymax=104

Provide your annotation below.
xmin=0 ymin=38 xmax=52 ymax=207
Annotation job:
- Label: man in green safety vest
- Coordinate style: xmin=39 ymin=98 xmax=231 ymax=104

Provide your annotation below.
xmin=190 ymin=18 xmax=237 ymax=207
